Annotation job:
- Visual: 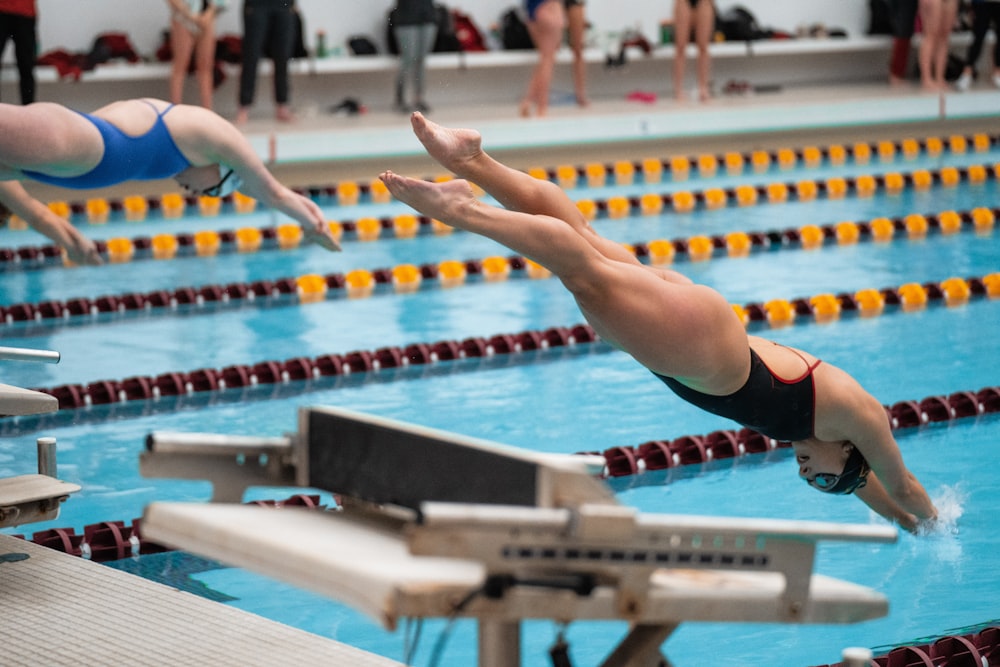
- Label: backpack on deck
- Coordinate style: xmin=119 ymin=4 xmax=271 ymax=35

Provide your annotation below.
xmin=433 ymin=4 xmax=462 ymax=52
xmin=501 ymin=8 xmax=533 ymax=50
xmin=716 ymin=6 xmax=767 ymax=41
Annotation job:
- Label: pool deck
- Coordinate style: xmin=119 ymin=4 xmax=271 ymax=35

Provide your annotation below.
xmin=250 ymin=81 xmax=1000 ymax=186
xmin=0 ymin=533 xmax=404 ymax=666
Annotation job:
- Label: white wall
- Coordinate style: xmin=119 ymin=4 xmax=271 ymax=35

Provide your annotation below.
xmin=31 ymin=1 xmax=871 ymax=58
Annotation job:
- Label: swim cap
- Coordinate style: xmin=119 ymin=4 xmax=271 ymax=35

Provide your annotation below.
xmin=810 ymin=446 xmax=870 ymax=495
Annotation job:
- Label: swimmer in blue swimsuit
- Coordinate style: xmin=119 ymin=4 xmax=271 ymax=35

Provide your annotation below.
xmin=0 ymin=98 xmax=340 ymax=255
xmin=379 ymin=113 xmax=939 ymax=532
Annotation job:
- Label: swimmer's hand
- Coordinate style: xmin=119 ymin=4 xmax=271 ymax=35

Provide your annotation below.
xmin=62 ymin=227 xmax=103 ymax=266
xmin=304 ymin=221 xmax=342 ymax=252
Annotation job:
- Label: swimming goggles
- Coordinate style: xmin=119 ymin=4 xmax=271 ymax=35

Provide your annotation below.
xmin=202 ymin=165 xmax=242 ymax=198
xmin=805 ymin=447 xmax=870 ymax=495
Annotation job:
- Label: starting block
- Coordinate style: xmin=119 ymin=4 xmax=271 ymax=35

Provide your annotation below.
xmin=0 ymin=348 xmax=80 ymax=529
xmin=141 ymin=406 xmax=897 ymax=667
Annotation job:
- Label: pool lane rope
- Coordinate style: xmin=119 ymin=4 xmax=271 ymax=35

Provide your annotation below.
xmin=2 ymin=155 xmax=998 ymax=272
xmin=2 ymin=206 xmax=996 ymax=329
xmin=15 ymin=272 xmax=1000 ymax=415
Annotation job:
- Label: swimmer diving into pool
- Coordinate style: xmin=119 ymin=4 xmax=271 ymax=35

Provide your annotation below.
xmin=0 ymin=98 xmax=340 ymax=262
xmin=380 ymin=112 xmax=939 ymax=533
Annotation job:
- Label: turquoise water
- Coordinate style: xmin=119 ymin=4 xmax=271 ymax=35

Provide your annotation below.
xmin=1 ymin=144 xmax=999 ymax=666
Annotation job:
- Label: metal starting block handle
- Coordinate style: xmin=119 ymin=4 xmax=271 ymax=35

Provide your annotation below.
xmin=140 ymin=432 xmax=297 ymax=503
xmin=0 ymin=346 xmax=60 ymax=364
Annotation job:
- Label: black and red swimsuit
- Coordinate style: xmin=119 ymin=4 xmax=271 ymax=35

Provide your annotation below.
xmin=654 ymin=347 xmax=822 ymax=442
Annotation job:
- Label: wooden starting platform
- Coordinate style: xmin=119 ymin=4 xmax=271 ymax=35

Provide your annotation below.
xmin=140 ymin=406 xmax=898 ymax=667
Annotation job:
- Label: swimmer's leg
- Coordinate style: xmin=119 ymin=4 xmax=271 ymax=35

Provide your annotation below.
xmin=381 ymin=169 xmax=744 ymax=378
xmin=0 ymin=102 xmax=95 ymax=171
xmin=381 ymin=170 xmax=593 ymax=277
xmin=409 ymin=111 xmax=648 ymax=268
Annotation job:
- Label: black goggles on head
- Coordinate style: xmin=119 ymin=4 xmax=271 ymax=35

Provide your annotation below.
xmin=202 ymin=167 xmax=236 ymax=198
xmin=805 ymin=446 xmax=871 ymax=495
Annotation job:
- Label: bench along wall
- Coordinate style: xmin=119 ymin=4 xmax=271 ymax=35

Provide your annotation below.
xmin=29 ymin=1 xmax=871 ymax=56
xmin=2 ymin=1 xmax=892 ymax=115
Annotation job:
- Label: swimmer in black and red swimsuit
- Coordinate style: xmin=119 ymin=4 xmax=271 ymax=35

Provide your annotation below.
xmin=380 ymin=113 xmax=938 ymax=532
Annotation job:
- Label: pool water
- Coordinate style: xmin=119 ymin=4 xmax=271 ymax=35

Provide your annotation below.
xmin=1 ymin=142 xmax=999 ymax=666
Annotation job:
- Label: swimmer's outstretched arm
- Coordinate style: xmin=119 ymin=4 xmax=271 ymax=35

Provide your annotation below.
xmin=173 ymin=106 xmax=340 ymax=252
xmin=854 ymin=474 xmax=920 ymax=532
xmin=0 ymin=181 xmax=101 ymax=266
xmin=818 ymin=376 xmax=938 ymax=529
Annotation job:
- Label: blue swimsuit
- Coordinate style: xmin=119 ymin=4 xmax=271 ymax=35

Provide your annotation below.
xmin=525 ymin=0 xmax=546 ymax=20
xmin=23 ymin=103 xmax=192 ymax=189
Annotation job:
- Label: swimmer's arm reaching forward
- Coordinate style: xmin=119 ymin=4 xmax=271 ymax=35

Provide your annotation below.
xmin=0 ymin=181 xmax=101 ymax=266
xmin=169 ymin=106 xmax=341 ymax=252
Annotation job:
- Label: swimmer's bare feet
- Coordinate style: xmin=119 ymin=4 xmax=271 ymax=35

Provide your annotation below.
xmin=379 ymin=170 xmax=476 ymax=228
xmin=410 ymin=112 xmax=484 ymax=174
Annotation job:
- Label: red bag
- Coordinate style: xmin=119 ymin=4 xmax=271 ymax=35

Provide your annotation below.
xmin=452 ymin=10 xmax=487 ymax=52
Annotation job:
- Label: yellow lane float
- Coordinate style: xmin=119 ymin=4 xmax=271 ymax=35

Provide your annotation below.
xmin=276 ymin=223 xmax=303 ymax=249
xmin=235 ymin=227 xmax=263 ymax=253
xmin=86 ymin=198 xmax=110 ymax=224
xmin=161 ymin=193 xmax=186 ymax=218
xmin=940 ymin=277 xmax=970 ymax=307
xmin=642 ymin=158 xmax=663 ymax=183
xmin=854 ymin=288 xmax=885 ymax=317
xmin=687 ymin=235 xmax=714 ymax=261
xmin=576 ymin=199 xmax=598 ymax=221
xmin=704 ymin=187 xmax=728 ymax=209
xmin=345 ymin=269 xmax=375 ymax=298
xmin=336 ymin=181 xmax=360 ymax=206
xmin=937 ymin=211 xmax=962 ymax=235
xmin=296 ymin=274 xmax=328 ymax=303
xmin=152 ymin=233 xmax=179 ymax=260
xmin=647 ymin=239 xmax=676 ymax=265
xmin=482 ymin=255 xmax=511 ymax=281
xmin=355 ymin=217 xmax=382 ymax=242
xmin=870 ymin=217 xmax=895 ymax=242
xmin=809 ymin=293 xmax=841 ymax=323
xmin=898 ymin=282 xmax=928 ymax=311
xmin=194 ymin=230 xmax=221 ymax=256
xmin=672 ymin=191 xmax=696 ymax=213
xmin=437 ymin=259 xmax=467 ymax=288
xmin=392 ymin=214 xmax=420 ymax=239
xmin=607 ymin=195 xmax=631 ymax=219
xmin=106 ymin=237 xmax=134 ymax=263
xmin=640 ymin=193 xmax=664 ymax=216
xmin=764 ymin=299 xmax=795 ymax=327
xmin=391 ymin=264 xmax=423 ymax=293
